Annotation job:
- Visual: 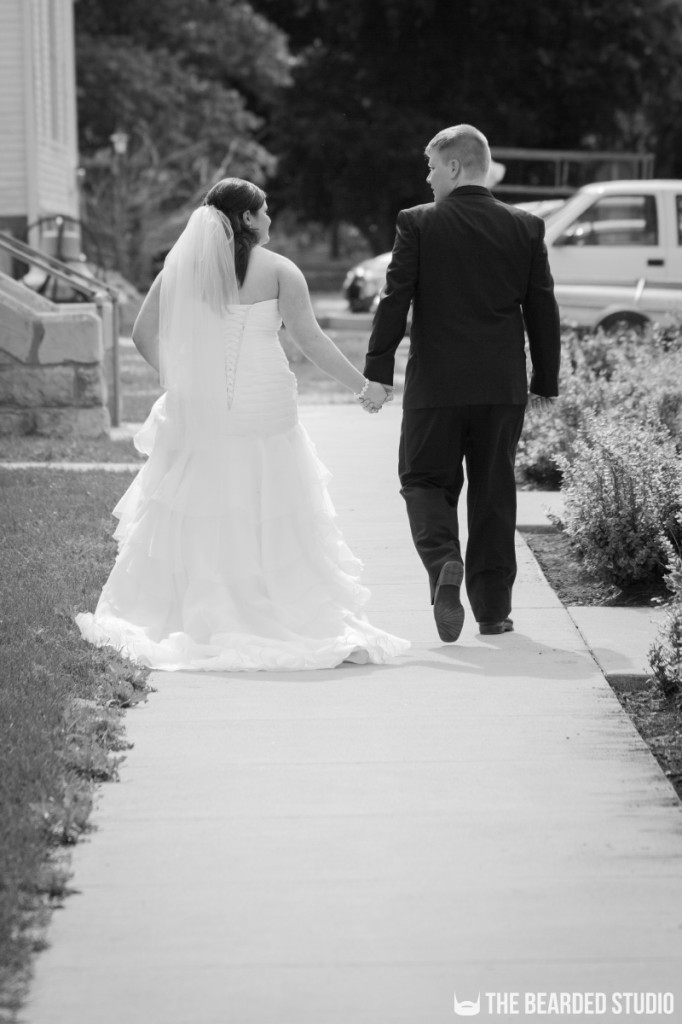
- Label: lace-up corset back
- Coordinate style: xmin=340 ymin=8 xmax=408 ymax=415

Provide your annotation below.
xmin=223 ymin=299 xmax=297 ymax=437
xmin=160 ymin=297 xmax=296 ymax=446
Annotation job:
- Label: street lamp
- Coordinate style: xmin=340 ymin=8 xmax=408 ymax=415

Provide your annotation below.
xmin=109 ymin=130 xmax=129 ymax=271
xmin=110 ymin=130 xmax=129 ymax=157
xmin=108 ymin=129 xmax=129 ymax=430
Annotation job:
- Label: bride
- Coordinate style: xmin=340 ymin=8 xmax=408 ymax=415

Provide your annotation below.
xmin=76 ymin=178 xmax=409 ymax=671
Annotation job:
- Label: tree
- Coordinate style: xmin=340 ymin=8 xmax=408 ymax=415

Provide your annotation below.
xmin=254 ymin=0 xmax=682 ymax=251
xmin=630 ymin=1 xmax=682 ymax=177
xmin=76 ymin=0 xmax=291 ymax=110
xmin=75 ymin=0 xmax=290 ymax=283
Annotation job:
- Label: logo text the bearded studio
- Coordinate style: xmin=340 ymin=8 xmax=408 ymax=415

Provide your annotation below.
xmin=454 ymin=991 xmax=675 ymax=1016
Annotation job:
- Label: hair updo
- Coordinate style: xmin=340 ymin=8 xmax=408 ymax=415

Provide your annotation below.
xmin=203 ymin=178 xmax=267 ymax=286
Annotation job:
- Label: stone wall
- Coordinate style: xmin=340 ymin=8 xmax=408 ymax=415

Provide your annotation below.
xmin=0 ymin=273 xmax=109 ymax=437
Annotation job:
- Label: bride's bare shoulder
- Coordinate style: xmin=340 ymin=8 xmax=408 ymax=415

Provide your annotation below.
xmin=247 ymin=249 xmax=307 ymax=301
xmin=256 ymin=249 xmax=300 ymax=274
xmin=270 ymin=253 xmax=308 ymax=289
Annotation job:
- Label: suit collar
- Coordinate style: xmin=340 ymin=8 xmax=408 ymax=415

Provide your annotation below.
xmin=446 ymin=185 xmax=493 ymax=199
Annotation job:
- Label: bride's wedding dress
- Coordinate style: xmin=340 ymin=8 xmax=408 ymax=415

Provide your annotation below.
xmin=76 ymin=297 xmax=409 ymax=671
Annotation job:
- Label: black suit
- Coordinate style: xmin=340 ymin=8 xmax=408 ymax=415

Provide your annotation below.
xmin=364 ymin=185 xmax=561 ymax=624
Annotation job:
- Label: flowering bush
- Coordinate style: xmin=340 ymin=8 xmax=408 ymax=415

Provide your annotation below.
xmin=557 ymin=417 xmax=682 ymax=588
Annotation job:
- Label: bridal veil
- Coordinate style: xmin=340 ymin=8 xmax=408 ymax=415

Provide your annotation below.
xmin=159 ymin=205 xmax=240 ymax=441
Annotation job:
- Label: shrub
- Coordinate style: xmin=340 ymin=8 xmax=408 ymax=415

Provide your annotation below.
xmin=648 ymin=313 xmax=682 ymax=355
xmin=649 ymin=528 xmax=682 ymax=696
xmin=557 ymin=416 xmax=682 ymax=588
xmin=517 ymin=321 xmax=682 ymax=488
xmin=518 ymin=329 xmax=610 ymax=487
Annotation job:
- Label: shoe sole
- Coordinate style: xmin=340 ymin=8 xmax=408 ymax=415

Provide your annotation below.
xmin=434 ymin=560 xmax=465 ymax=643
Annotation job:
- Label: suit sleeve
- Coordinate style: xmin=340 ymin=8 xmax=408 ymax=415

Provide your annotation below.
xmin=523 ymin=219 xmax=561 ymax=397
xmin=363 ymin=210 xmax=418 ymax=385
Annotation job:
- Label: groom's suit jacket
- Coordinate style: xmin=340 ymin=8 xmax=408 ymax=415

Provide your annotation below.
xmin=364 ymin=185 xmax=561 ymax=407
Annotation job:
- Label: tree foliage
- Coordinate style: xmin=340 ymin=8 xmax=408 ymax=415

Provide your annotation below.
xmin=76 ymin=0 xmax=682 ymax=266
xmin=254 ymin=0 xmax=682 ymax=250
xmin=76 ymin=0 xmax=290 ymax=110
xmin=75 ymin=0 xmax=290 ymax=281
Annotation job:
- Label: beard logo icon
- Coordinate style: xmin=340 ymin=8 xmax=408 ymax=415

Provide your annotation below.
xmin=453 ymin=992 xmax=481 ymax=1016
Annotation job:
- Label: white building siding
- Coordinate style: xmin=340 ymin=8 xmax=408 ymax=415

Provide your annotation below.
xmin=0 ymin=0 xmax=78 ymax=224
xmin=36 ymin=143 xmax=78 ymax=215
xmin=0 ymin=0 xmax=28 ymax=214
xmin=33 ymin=0 xmax=79 ymax=217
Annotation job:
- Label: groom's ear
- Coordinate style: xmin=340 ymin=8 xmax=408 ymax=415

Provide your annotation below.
xmin=449 ymin=158 xmax=460 ymax=178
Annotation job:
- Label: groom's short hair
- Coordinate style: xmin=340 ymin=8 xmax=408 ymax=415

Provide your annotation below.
xmin=426 ymin=125 xmax=491 ymax=178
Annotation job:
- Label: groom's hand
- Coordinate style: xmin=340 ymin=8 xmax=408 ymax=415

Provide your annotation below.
xmin=361 ymin=381 xmax=392 ymax=414
xmin=527 ymin=393 xmax=557 ymax=413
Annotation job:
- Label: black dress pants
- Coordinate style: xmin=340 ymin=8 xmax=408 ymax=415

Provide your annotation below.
xmin=398 ymin=405 xmax=526 ymax=624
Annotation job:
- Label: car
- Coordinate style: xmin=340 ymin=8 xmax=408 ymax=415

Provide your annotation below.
xmin=342 ymin=182 xmax=682 ymax=330
xmin=342 ymin=252 xmax=392 ymax=312
xmin=342 ymin=201 xmax=564 ymax=313
xmin=542 ymin=179 xmax=682 ymax=331
xmin=512 ymin=198 xmax=566 ymax=219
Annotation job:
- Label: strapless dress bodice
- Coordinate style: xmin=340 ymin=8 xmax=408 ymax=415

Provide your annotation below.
xmin=229 ymin=297 xmax=281 ymax=326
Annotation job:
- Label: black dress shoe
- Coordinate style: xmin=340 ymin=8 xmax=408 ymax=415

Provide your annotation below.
xmin=433 ymin=560 xmax=465 ymax=642
xmin=478 ymin=618 xmax=514 ymax=635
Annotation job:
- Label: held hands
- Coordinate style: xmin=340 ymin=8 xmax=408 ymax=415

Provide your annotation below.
xmin=357 ymin=381 xmax=394 ymax=414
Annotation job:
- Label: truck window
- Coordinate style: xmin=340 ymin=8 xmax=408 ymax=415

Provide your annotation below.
xmin=558 ymin=194 xmax=659 ymax=247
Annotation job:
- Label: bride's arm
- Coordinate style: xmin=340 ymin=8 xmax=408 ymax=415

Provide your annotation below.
xmin=131 ymin=273 xmax=162 ymax=372
xmin=277 ymin=259 xmax=386 ymax=402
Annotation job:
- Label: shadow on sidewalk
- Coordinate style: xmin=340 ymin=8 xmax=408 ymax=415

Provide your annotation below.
xmin=410 ymin=635 xmax=600 ymax=681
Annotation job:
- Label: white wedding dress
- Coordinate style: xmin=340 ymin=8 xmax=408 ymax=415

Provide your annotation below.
xmin=76 ymin=298 xmax=409 ymax=671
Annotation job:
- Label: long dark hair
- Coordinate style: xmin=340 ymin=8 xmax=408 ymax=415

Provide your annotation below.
xmin=203 ymin=178 xmax=266 ymax=286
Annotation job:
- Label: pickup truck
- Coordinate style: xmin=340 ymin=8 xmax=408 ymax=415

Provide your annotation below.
xmin=344 ymin=179 xmax=682 ymax=331
xmin=543 ymin=179 xmax=682 ymax=331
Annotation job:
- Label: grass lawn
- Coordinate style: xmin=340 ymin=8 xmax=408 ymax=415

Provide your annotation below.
xmin=0 ymin=434 xmax=144 ymax=465
xmin=0 ymin=469 xmax=149 ymax=1016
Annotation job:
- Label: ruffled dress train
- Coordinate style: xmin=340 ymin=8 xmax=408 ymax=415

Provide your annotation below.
xmin=76 ymin=300 xmax=409 ymax=671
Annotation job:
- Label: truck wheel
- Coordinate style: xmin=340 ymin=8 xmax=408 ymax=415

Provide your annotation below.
xmin=598 ymin=312 xmax=649 ymax=335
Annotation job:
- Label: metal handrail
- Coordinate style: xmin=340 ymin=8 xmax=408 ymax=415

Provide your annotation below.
xmin=0 ymin=229 xmax=118 ymax=298
xmin=0 ymin=231 xmax=121 ymax=426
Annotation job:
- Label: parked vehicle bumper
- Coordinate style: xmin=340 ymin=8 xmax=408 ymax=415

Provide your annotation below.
xmin=555 ymin=279 xmax=682 ymax=329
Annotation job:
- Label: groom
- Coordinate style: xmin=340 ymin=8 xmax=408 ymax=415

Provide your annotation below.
xmin=363 ymin=124 xmax=561 ymax=641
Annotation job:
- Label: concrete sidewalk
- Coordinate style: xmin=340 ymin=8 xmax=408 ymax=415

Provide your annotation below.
xmin=24 ymin=405 xmax=682 ymax=1024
